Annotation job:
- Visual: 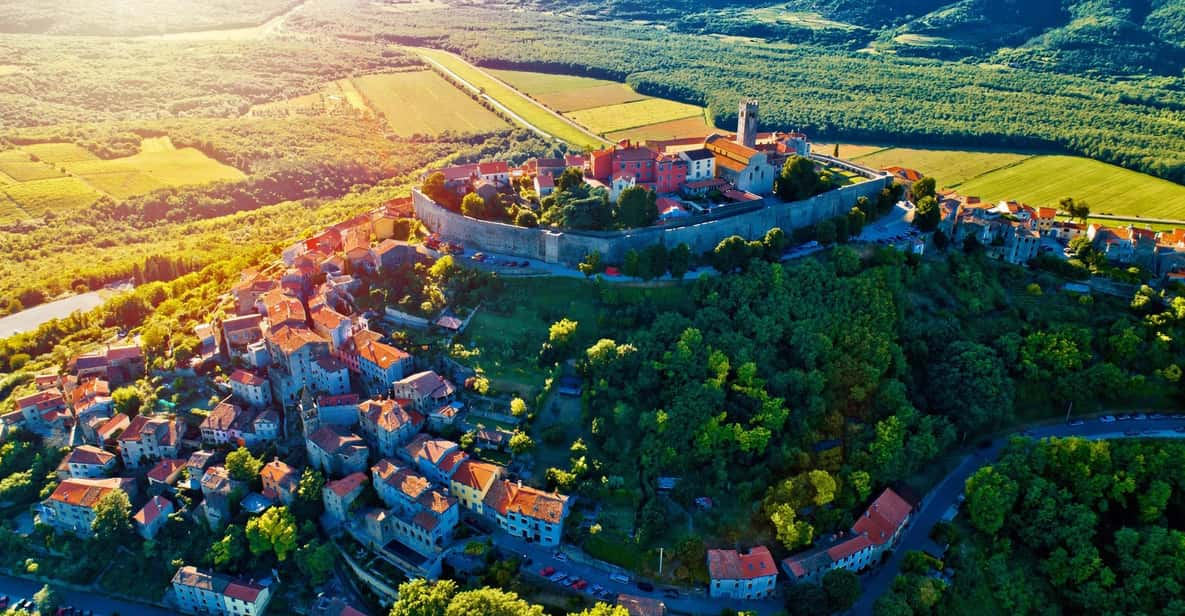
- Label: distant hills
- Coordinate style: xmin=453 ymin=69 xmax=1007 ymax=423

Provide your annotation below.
xmin=535 ymin=0 xmax=1185 ymax=76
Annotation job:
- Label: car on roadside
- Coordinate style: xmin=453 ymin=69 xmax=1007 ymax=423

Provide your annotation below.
xmin=539 ymin=566 xmax=555 ymax=577
xmin=572 ymin=579 xmax=588 ymax=590
xmin=552 ymin=551 xmax=567 ymax=562
xmin=1068 ymin=419 xmax=1085 ymax=426
xmin=663 ymin=588 xmax=680 ymax=599
xmin=1117 ymin=414 xmax=1132 ymax=421
xmin=637 ymin=581 xmax=655 ymax=592
xmin=550 ymin=572 xmax=568 ymax=583
xmin=1133 ymin=413 xmax=1148 ymax=421
xmin=610 ymin=573 xmax=631 ymax=584
xmin=1149 ymin=413 xmax=1166 ymax=420
xmin=1100 ymin=415 xmax=1116 ymax=423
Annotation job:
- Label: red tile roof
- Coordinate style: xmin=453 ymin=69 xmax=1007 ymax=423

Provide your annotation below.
xmin=326 ymin=472 xmax=368 ymax=498
xmin=63 ymin=445 xmax=115 ymax=467
xmin=229 ymin=369 xmax=266 ymax=387
xmin=356 ymin=338 xmax=409 ymax=370
xmin=147 ymin=458 xmax=186 ymax=483
xmin=48 ymin=477 xmax=133 ymax=508
xmin=451 ymin=460 xmax=501 ymax=491
xmin=224 ymin=581 xmax=263 ymax=602
xmin=852 ymin=488 xmax=912 ymax=546
xmin=133 ymin=495 xmax=174 ymax=527
xmin=318 ymin=393 xmax=360 ymax=407
xmin=483 ymin=479 xmax=567 ymax=523
xmin=478 ymin=161 xmax=509 ymax=175
xmin=707 ymin=546 xmax=776 ymax=581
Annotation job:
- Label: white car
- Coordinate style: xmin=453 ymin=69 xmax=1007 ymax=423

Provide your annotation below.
xmin=610 ymin=573 xmax=631 ymax=584
xmin=1100 ymin=415 xmax=1116 ymax=423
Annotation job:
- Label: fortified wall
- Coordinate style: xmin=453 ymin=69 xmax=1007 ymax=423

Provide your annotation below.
xmin=413 ymin=175 xmax=892 ymax=266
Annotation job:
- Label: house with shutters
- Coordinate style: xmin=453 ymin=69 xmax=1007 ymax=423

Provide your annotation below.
xmin=56 ymin=445 xmax=116 ymax=479
xmin=322 ymin=471 xmax=368 ymax=530
xmin=707 ymin=546 xmax=778 ymax=600
xmin=449 ymin=460 xmax=503 ymax=516
xmin=134 ymin=495 xmax=175 ymax=539
xmin=306 ymin=425 xmax=369 ymax=477
xmin=260 ymin=458 xmax=300 ymax=505
xmin=41 ymin=477 xmax=138 ymax=537
xmin=171 ymin=565 xmax=273 ymax=616
xmin=118 ymin=415 xmax=182 ymax=468
xmin=483 ymin=479 xmax=569 ymax=546
xmin=357 ymin=398 xmax=423 ymax=457
xmin=781 ymin=488 xmax=913 ymax=584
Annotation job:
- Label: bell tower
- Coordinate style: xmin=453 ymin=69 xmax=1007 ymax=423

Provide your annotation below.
xmin=737 ymin=98 xmax=758 ymax=149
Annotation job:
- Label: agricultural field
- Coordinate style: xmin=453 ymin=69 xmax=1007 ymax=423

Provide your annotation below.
xmin=249 ymin=77 xmax=371 ymax=119
xmin=410 ymin=47 xmax=607 ymax=149
xmin=0 ymin=176 xmax=102 ymax=221
xmin=605 ymin=115 xmax=718 ymax=143
xmin=810 ymin=142 xmax=889 ymax=160
xmin=956 ymin=155 xmax=1185 ymax=219
xmin=352 ymin=71 xmax=508 ymax=136
xmin=489 ymin=69 xmax=646 ymax=112
xmin=852 ymin=146 xmax=1033 ymax=187
xmin=0 ymin=150 xmax=66 ymax=182
xmin=565 ymin=98 xmax=705 ymax=135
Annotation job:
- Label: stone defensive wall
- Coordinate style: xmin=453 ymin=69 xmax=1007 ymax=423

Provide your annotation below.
xmin=413 ymin=175 xmax=892 ymax=266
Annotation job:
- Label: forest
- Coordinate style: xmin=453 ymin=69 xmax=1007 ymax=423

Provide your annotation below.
xmin=952 ymin=438 xmax=1185 ymax=615
xmin=286 ymin=1 xmax=1185 ymax=185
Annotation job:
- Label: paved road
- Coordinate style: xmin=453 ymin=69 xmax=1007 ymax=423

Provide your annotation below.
xmin=0 ymin=291 xmax=105 ymax=338
xmin=0 ymin=574 xmax=175 ymax=616
xmin=851 ymin=415 xmax=1185 ymax=615
xmin=492 ymin=530 xmax=784 ymax=616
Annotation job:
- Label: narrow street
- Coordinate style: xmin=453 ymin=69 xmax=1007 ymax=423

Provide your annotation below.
xmin=0 ymin=574 xmax=175 ymax=616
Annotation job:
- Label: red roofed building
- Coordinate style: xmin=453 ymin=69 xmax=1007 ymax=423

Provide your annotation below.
xmin=134 ymin=495 xmax=175 ymax=539
xmin=782 ymin=488 xmax=914 ymax=583
xmin=402 ymin=434 xmax=467 ymax=485
xmin=392 ymin=371 xmax=456 ymax=413
xmin=354 ymin=336 xmax=412 ymax=396
xmin=16 ymin=389 xmax=66 ymax=425
xmin=147 ymin=458 xmax=187 ymax=493
xmin=707 ymin=546 xmax=777 ymax=600
xmin=171 ymin=565 xmax=273 ymax=616
xmin=449 ymin=459 xmax=503 ymax=515
xmin=358 ymin=398 xmax=423 ymax=457
xmin=41 ymin=477 xmax=137 ymax=537
xmin=260 ymin=458 xmax=300 ymax=505
xmin=57 ymin=445 xmax=116 ymax=479
xmin=322 ymin=471 xmax=368 ymax=528
xmin=118 ymin=415 xmax=182 ymax=468
xmin=483 ymin=479 xmax=569 ymax=546
xmin=228 ymin=369 xmax=271 ymax=409
xmin=478 ymin=161 xmax=510 ymax=186
xmin=306 ymin=425 xmax=369 ymax=477
xmin=96 ymin=412 xmax=130 ymax=444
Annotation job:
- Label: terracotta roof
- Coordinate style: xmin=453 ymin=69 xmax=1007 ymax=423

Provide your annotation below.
xmin=222 ymin=314 xmax=262 ymax=333
xmin=105 ymin=344 xmax=142 ymax=362
xmin=267 ymin=325 xmax=326 ymax=356
xmin=187 ymin=450 xmax=216 ymax=469
xmin=224 ymin=581 xmax=263 ymax=603
xmin=705 ymin=134 xmax=758 ymax=162
xmin=535 ymin=174 xmax=554 ymax=188
xmin=326 ymin=472 xmax=368 ymax=498
xmin=417 ymin=489 xmax=457 ymax=514
xmin=63 ymin=445 xmax=115 ymax=467
xmin=119 ymin=415 xmax=176 ymax=445
xmin=16 ymin=389 xmax=64 ymax=411
xmin=707 ymin=546 xmax=776 ymax=581
xmin=311 ymin=306 xmax=349 ymax=332
xmin=882 ymin=166 xmax=924 ymax=182
xmin=147 ymin=458 xmax=186 ymax=483
xmin=395 ymin=371 xmax=454 ymax=401
xmin=404 ymin=434 xmax=458 ymax=467
xmin=438 ymin=163 xmax=478 ymax=182
xmin=852 ymin=488 xmax=912 ymax=546
xmin=260 ymin=459 xmax=299 ymax=487
xmin=308 ymin=425 xmax=367 ymax=456
xmin=356 ymin=338 xmax=409 ymax=370
xmin=451 ymin=460 xmax=501 ymax=491
xmin=373 ymin=458 xmax=429 ymax=500
xmin=316 ymin=355 xmax=347 ymax=372
xmin=202 ymin=402 xmax=241 ymax=432
xmin=318 ymin=393 xmax=360 ymax=407
xmin=360 ymin=399 xmax=421 ymax=432
xmin=478 ymin=161 xmax=509 ymax=175
xmin=684 ymin=177 xmax=727 ymax=190
xmin=229 ymin=369 xmax=266 ymax=387
xmin=483 ymin=479 xmax=567 ymax=523
xmin=48 ymin=477 xmax=132 ymax=508
xmin=413 ymin=510 xmax=441 ymax=532
xmin=97 ymin=413 xmax=130 ymax=440
xmin=133 ymin=495 xmax=174 ymax=527
xmin=826 ymin=533 xmax=873 ymax=561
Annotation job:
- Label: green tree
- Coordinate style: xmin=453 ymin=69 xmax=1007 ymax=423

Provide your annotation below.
xmin=914 ymin=196 xmax=940 ymax=231
xmin=513 ymin=210 xmax=538 ymax=228
xmin=91 ymin=488 xmax=131 ymax=543
xmin=211 ymin=525 xmax=247 ymax=571
xmin=848 ymin=470 xmax=872 ymax=501
xmin=768 ymin=502 xmax=813 ymax=550
xmin=774 ymin=156 xmax=825 ymax=201
xmin=713 ymin=235 xmax=752 ymax=272
xmin=763 ymin=227 xmax=788 ymax=260
xmin=911 ymin=176 xmax=937 ymax=202
xmin=616 ymin=185 xmax=658 ymax=228
xmin=225 ymin=447 xmax=262 ymax=482
xmin=111 ymin=386 xmax=142 ymax=416
xmin=295 ymin=540 xmax=336 ymax=585
xmin=444 ymin=587 xmax=545 ymax=616
xmin=555 ymin=167 xmax=584 ymax=193
xmin=622 ymin=249 xmax=640 ymax=277
xmin=668 ymin=242 xmax=692 ymax=279
xmin=461 ymin=193 xmax=486 ymax=219
xmin=508 ymin=432 xmax=534 ymax=456
xmin=964 ymin=466 xmax=1018 ymax=536
xmin=33 ymin=584 xmax=60 ymax=615
xmin=848 ymin=206 xmax=866 ymax=237
xmin=246 ymin=506 xmax=298 ymax=561
xmin=823 ymin=569 xmax=862 ymax=612
xmin=816 ymin=219 xmax=837 ymax=245
xmin=570 ymin=605 xmax=630 ymax=616
xmin=509 ymin=397 xmax=527 ymax=417
xmin=578 ymin=251 xmax=602 ymax=277
xmin=925 ymin=342 xmax=1013 ymax=434
xmin=296 ymin=468 xmax=325 ymax=503
xmin=390 ymin=579 xmax=457 ymax=616
xmin=1061 ymin=196 xmax=1090 ymax=223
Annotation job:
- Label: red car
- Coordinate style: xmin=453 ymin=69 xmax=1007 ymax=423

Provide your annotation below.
xmin=539 ymin=566 xmax=556 ymax=577
xmin=573 ymin=580 xmax=589 ymax=590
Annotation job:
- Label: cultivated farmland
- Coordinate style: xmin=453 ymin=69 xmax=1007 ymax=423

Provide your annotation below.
xmin=489 ymin=69 xmax=647 ymax=112
xmin=352 ymin=71 xmax=508 ymax=136
xmin=410 ymin=47 xmax=607 ymax=149
xmin=0 ymin=176 xmax=102 ymax=221
xmin=851 ymin=146 xmax=1032 ymax=187
xmin=956 ymin=156 xmax=1185 ymax=219
xmin=566 ymin=99 xmax=705 ymax=135
xmin=605 ymin=116 xmax=717 ymax=143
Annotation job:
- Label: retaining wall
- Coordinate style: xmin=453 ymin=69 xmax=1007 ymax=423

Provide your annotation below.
xmin=413 ymin=175 xmax=891 ymax=265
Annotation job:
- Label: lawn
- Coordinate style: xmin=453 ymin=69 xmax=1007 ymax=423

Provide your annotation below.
xmin=956 ymin=155 xmax=1185 ymax=219
xmin=810 ymin=142 xmax=889 ymax=159
xmin=566 ymin=99 xmax=705 ymax=134
xmin=0 ymin=176 xmax=102 ymax=220
xmin=851 ymin=146 xmax=1032 ymax=187
xmin=537 ymin=84 xmax=649 ymax=113
xmin=488 ymin=69 xmax=617 ymax=94
xmin=410 ymin=47 xmax=607 ymax=149
xmin=352 ymin=70 xmax=508 ymax=136
xmin=605 ymin=115 xmax=718 ymax=143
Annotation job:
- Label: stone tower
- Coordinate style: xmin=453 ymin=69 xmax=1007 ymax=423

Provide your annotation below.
xmin=737 ymin=98 xmax=758 ymax=149
xmin=298 ymin=385 xmax=319 ymax=438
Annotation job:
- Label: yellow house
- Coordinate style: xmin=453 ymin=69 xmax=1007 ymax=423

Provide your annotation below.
xmin=449 ymin=460 xmax=503 ymax=515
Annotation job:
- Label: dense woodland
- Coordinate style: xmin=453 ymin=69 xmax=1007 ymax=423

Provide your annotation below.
xmin=288 ymin=1 xmax=1185 ymax=184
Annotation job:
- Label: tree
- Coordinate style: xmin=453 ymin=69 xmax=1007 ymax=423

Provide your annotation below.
xmin=911 ymin=176 xmax=937 ymax=202
xmin=768 ymin=502 xmax=813 ymax=550
xmin=713 ymin=235 xmax=752 ymax=272
xmin=296 ymin=468 xmax=325 ymax=503
xmin=509 ymin=397 xmax=527 ymax=417
xmin=816 ymin=219 xmax=837 ymax=245
xmin=555 ymin=167 xmax=584 ymax=193
xmin=1061 ymin=197 xmax=1090 ymax=223
xmin=622 ymin=249 xmax=640 ymax=277
xmin=548 ymin=318 xmax=579 ymax=356
xmin=763 ymin=227 xmax=788 ymax=260
xmin=616 ymin=185 xmax=658 ymax=228
xmin=461 ymin=193 xmax=486 ymax=219
xmin=33 ymin=584 xmax=60 ymax=615
xmin=571 ymin=605 xmax=630 ymax=616
xmin=774 ymin=156 xmax=825 ymax=201
xmin=212 ymin=525 xmax=247 ymax=571
xmin=925 ymin=342 xmax=1013 ymax=434
xmin=508 ymin=432 xmax=534 ymax=456
xmin=848 ymin=470 xmax=872 ymax=501
xmin=833 ymin=143 xmax=840 ymax=157
xmin=914 ymin=196 xmax=940 ymax=231
xmin=111 ymin=386 xmax=142 ymax=416
xmin=391 ymin=579 xmax=457 ymax=616
xmin=225 ymin=447 xmax=262 ymax=482
xmin=443 ymin=588 xmax=545 ymax=616
xmin=784 ymin=580 xmax=828 ymax=616
xmin=295 ymin=540 xmax=336 ymax=585
xmin=422 ymin=172 xmax=449 ymax=204
xmin=823 ymin=569 xmax=862 ymax=612
xmin=848 ymin=206 xmax=866 ymax=237
xmin=91 ymin=488 xmax=131 ymax=543
xmin=513 ymin=210 xmax=538 ymax=228
xmin=578 ymin=251 xmax=602 ymax=277
xmin=638 ymin=244 xmax=667 ymax=280
xmin=669 ymin=242 xmax=692 ymax=279
xmin=246 ymin=506 xmax=298 ymax=561
xmin=964 ymin=466 xmax=1018 ymax=536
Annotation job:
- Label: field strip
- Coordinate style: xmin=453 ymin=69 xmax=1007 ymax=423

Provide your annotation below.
xmin=0 ymin=170 xmax=15 ymax=184
xmin=945 ymin=155 xmax=1038 ymax=188
xmin=409 ymin=47 xmax=608 ymax=149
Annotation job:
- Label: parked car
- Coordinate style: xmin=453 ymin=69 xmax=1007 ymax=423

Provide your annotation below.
xmin=610 ymin=573 xmax=631 ymax=584
xmin=1149 ymin=413 xmax=1166 ymax=420
xmin=1099 ymin=415 xmax=1116 ymax=423
xmin=1116 ymin=414 xmax=1132 ymax=421
xmin=540 ymin=566 xmax=556 ymax=577
xmin=663 ymin=588 xmax=680 ymax=599
xmin=471 ymin=252 xmax=487 ymax=262
xmin=1068 ymin=419 xmax=1085 ymax=426
xmin=637 ymin=582 xmax=655 ymax=592
xmin=573 ymin=580 xmax=590 ymax=591
xmin=553 ymin=551 xmax=568 ymax=562
xmin=1133 ymin=413 xmax=1148 ymax=421
xmin=550 ymin=572 xmax=568 ymax=583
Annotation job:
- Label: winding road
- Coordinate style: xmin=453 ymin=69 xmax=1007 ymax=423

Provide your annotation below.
xmin=851 ymin=414 xmax=1185 ymax=615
